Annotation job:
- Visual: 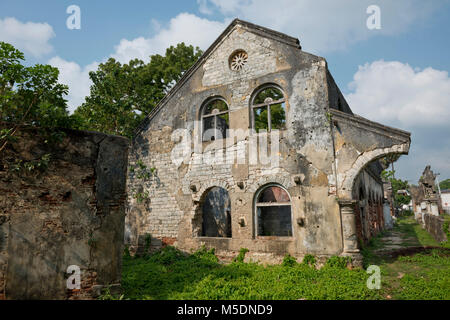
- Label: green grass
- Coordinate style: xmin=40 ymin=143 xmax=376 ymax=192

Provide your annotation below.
xmin=361 ymin=216 xmax=450 ymax=300
xmin=116 ymin=217 xmax=449 ymax=300
xmin=119 ymin=246 xmax=380 ymax=300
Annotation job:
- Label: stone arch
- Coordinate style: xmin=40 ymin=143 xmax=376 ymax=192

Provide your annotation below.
xmin=339 ymin=143 xmax=409 ymax=200
xmin=247 ymin=173 xmax=293 ymax=193
xmin=253 ymin=183 xmax=293 ymax=237
xmin=191 ymin=185 xmax=232 ymax=238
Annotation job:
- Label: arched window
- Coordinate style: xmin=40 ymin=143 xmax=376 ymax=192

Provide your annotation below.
xmin=251 ymin=86 xmax=286 ymax=133
xmin=201 ymin=187 xmax=231 ymax=237
xmin=254 ymin=184 xmax=292 ymax=237
xmin=201 ymin=98 xmax=229 ymax=142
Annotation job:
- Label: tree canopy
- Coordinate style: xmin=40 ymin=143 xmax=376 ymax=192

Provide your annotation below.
xmin=440 ymin=179 xmax=450 ymax=190
xmin=73 ymin=43 xmax=203 ymax=138
xmin=0 ymin=41 xmax=71 ymax=153
xmin=382 ymin=169 xmax=411 ymax=207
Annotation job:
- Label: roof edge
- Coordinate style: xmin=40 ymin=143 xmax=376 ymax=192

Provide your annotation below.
xmin=133 ymin=18 xmax=301 ymax=138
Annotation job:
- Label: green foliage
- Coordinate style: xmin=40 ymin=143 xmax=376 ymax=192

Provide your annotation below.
xmin=121 ymin=247 xmax=380 ymax=300
xmin=382 ymin=169 xmax=411 ymax=207
xmin=120 ymin=226 xmax=449 ymax=300
xmin=0 ymin=42 xmax=73 ymax=153
xmin=233 ymin=248 xmax=249 ymax=263
xmin=324 ymin=256 xmax=351 ymax=269
xmin=144 ymin=234 xmax=152 ymax=253
xmin=302 ymin=254 xmax=316 ymax=267
xmin=442 ymin=219 xmax=450 ymax=246
xmin=391 ymin=249 xmax=450 ymax=300
xmin=132 ymin=160 xmax=156 ymax=180
xmin=440 ymin=179 xmax=450 ymax=190
xmin=253 ymin=87 xmax=286 ymax=132
xmin=402 ymin=209 xmax=414 ymax=217
xmin=282 ymin=254 xmax=297 ymax=267
xmin=9 ymin=153 xmax=51 ymax=174
xmin=88 ymin=237 xmax=97 ymax=248
xmin=129 ymin=161 xmax=156 ymax=203
xmin=133 ymin=191 xmax=149 ymax=203
xmin=124 ymin=245 xmax=131 ymax=258
xmin=98 ymin=286 xmax=125 ymax=300
xmin=73 ymin=43 xmax=203 ymax=138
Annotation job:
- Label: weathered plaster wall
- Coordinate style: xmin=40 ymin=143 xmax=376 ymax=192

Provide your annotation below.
xmin=0 ymin=126 xmax=128 ymax=299
xmin=126 ymin=23 xmax=344 ymax=261
xmin=352 ymin=166 xmax=385 ymax=243
xmin=126 ymin=21 xmax=410 ymax=264
xmin=422 ymin=213 xmax=448 ymax=243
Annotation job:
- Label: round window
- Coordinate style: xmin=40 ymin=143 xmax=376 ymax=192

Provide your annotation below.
xmin=229 ymin=50 xmax=248 ymax=71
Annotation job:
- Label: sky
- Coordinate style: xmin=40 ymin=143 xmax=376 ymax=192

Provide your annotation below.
xmin=1 ymin=0 xmax=449 ymax=184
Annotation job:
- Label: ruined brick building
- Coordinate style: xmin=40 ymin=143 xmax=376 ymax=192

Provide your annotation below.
xmin=126 ymin=19 xmax=411 ymax=264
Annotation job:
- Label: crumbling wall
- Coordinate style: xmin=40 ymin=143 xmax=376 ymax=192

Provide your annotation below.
xmin=126 ymin=22 xmax=345 ymax=262
xmin=422 ymin=213 xmax=448 ymax=243
xmin=0 ymin=126 xmax=128 ymax=299
xmin=126 ymin=21 xmax=410 ymax=265
xmin=352 ymin=167 xmax=384 ymax=243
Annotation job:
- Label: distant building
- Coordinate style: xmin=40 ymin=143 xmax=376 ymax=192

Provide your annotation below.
xmin=441 ymin=189 xmax=450 ymax=214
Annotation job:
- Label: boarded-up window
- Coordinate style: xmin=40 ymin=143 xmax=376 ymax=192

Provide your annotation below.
xmin=255 ymin=185 xmax=292 ymax=236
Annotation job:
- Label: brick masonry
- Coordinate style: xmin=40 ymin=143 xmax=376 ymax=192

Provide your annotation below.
xmin=0 ymin=126 xmax=129 ymax=299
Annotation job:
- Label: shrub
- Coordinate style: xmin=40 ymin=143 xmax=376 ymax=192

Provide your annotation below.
xmin=325 ymin=256 xmax=351 ymax=269
xmin=233 ymin=248 xmax=249 ymax=263
xmin=282 ymin=254 xmax=297 ymax=267
xmin=302 ymin=254 xmax=316 ymax=267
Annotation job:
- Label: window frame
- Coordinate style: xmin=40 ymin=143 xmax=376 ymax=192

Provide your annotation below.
xmin=200 ymin=97 xmax=230 ymax=142
xmin=250 ymin=85 xmax=287 ymax=133
xmin=199 ymin=186 xmax=232 ymax=238
xmin=253 ymin=183 xmax=293 ymax=238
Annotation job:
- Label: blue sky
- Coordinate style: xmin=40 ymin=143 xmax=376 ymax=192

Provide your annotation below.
xmin=1 ymin=0 xmax=449 ymax=183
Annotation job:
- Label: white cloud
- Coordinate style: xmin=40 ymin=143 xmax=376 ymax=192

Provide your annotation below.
xmin=49 ymin=13 xmax=229 ymax=111
xmin=197 ymin=0 xmax=214 ymax=15
xmin=346 ymin=60 xmax=450 ymax=128
xmin=0 ymin=17 xmax=55 ymax=57
xmin=345 ymin=60 xmax=450 ymax=182
xmin=48 ymin=56 xmax=99 ymax=113
xmin=111 ymin=13 xmax=229 ymax=63
xmin=203 ymin=0 xmax=438 ymax=53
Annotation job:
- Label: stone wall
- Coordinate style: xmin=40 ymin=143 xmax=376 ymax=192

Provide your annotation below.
xmin=0 ymin=126 xmax=129 ymax=299
xmin=126 ymin=19 xmax=410 ymax=264
xmin=352 ymin=166 xmax=385 ymax=243
xmin=422 ymin=213 xmax=448 ymax=243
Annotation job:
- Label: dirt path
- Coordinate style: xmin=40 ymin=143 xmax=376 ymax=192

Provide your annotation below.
xmin=362 ymin=216 xmax=450 ymax=300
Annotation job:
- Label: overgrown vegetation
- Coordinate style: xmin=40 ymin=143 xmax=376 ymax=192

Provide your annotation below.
xmin=119 ymin=216 xmax=449 ymax=300
xmin=120 ymin=247 xmax=380 ymax=300
xmin=439 ymin=178 xmax=450 ymax=190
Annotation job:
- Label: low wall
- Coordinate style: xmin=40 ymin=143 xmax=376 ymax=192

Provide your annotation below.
xmin=422 ymin=213 xmax=448 ymax=243
xmin=0 ymin=126 xmax=129 ymax=299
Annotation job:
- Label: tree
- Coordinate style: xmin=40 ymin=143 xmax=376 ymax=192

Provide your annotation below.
xmin=0 ymin=42 xmax=71 ymax=153
xmin=439 ymin=179 xmax=450 ymax=190
xmin=382 ymin=169 xmax=411 ymax=208
xmin=74 ymin=43 xmax=203 ymax=138
xmin=380 ymin=154 xmax=401 ymax=179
